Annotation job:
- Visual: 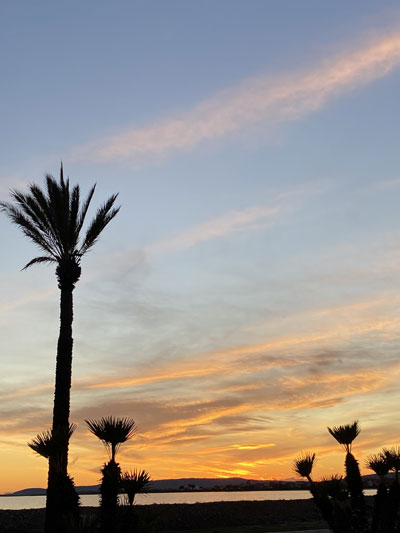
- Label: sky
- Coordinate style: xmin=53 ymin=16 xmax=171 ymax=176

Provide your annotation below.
xmin=2 ymin=1 xmax=400 ymax=493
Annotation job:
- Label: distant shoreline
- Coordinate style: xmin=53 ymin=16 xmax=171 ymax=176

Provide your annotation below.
xmin=0 ymin=486 xmax=315 ymax=497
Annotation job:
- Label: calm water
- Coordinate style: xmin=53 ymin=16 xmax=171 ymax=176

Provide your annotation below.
xmin=0 ymin=489 xmax=377 ymax=510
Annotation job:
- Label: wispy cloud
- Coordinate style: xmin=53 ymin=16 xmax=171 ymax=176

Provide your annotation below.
xmin=70 ymin=30 xmax=400 ymax=163
xmin=145 ymin=205 xmax=280 ymax=254
xmin=144 ymin=184 xmax=321 ymax=254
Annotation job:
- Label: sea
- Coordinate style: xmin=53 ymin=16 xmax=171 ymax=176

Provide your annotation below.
xmin=0 ymin=489 xmax=377 ymax=510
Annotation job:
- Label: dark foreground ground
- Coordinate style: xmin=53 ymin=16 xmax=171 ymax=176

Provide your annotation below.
xmin=0 ymin=499 xmax=330 ymax=532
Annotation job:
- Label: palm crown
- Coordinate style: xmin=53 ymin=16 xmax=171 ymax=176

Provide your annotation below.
xmin=85 ymin=416 xmax=137 ymax=462
xmin=293 ymin=452 xmax=316 ymax=481
xmin=327 ymin=420 xmax=360 ymax=453
xmin=366 ymin=453 xmax=390 ymax=478
xmin=0 ymin=165 xmax=119 ymax=290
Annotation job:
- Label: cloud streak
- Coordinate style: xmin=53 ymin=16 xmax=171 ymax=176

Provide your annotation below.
xmin=145 ymin=205 xmax=280 ymax=254
xmin=71 ymin=30 xmax=400 ymax=163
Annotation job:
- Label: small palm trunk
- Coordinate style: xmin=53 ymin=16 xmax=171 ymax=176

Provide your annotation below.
xmin=100 ymin=461 xmax=121 ymax=533
xmin=371 ymin=481 xmax=388 ymax=533
xmin=345 ymin=452 xmax=366 ymax=533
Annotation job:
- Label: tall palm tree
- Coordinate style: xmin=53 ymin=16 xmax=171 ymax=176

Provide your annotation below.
xmin=1 ymin=166 xmax=119 ymax=531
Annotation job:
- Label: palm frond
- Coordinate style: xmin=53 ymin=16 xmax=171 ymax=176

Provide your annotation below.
xmin=22 ymin=256 xmax=57 ymax=270
xmin=327 ymin=421 xmax=360 ymax=453
xmin=28 ymin=424 xmax=76 ymax=460
xmin=293 ymin=452 xmax=315 ymax=479
xmin=68 ymin=184 xmax=81 ymax=251
xmin=79 ymin=195 xmax=120 ymax=255
xmin=76 ymin=184 xmax=96 ymax=235
xmin=28 ymin=429 xmax=54 ymax=458
xmin=0 ymin=202 xmax=58 ymax=258
xmin=10 ymin=189 xmax=57 ymax=248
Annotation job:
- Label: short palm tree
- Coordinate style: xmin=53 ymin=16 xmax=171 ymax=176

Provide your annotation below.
xmin=293 ymin=452 xmax=340 ymax=530
xmin=120 ymin=470 xmax=151 ymax=533
xmin=328 ymin=421 xmax=365 ymax=532
xmin=381 ymin=447 xmax=400 ymax=532
xmin=86 ymin=416 xmax=137 ymax=533
xmin=1 ymin=166 xmax=119 ymax=532
xmin=28 ymin=424 xmax=80 ymax=530
xmin=366 ymin=453 xmax=390 ymax=533
xmin=121 ymin=469 xmax=151 ymax=506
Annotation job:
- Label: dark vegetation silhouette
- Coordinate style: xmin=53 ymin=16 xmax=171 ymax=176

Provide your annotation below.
xmin=86 ymin=416 xmax=138 ymax=533
xmin=294 ymin=420 xmax=400 ymax=532
xmin=28 ymin=425 xmax=80 ymax=530
xmin=0 ymin=166 xmax=120 ymax=532
xmin=120 ymin=470 xmax=152 ymax=533
xmin=328 ymin=421 xmax=366 ymax=532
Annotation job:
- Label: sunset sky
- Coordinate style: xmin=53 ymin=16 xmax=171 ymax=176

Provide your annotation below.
xmin=2 ymin=1 xmax=400 ymax=493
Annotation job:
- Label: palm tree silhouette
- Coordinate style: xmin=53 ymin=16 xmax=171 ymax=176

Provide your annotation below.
xmin=1 ymin=166 xmax=119 ymax=531
xmin=28 ymin=424 xmax=80 ymax=529
xmin=120 ymin=470 xmax=151 ymax=533
xmin=86 ymin=416 xmax=136 ymax=533
xmin=328 ymin=420 xmax=365 ymax=532
xmin=120 ymin=469 xmax=151 ymax=506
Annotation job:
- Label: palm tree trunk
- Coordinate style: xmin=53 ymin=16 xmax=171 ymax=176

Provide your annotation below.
xmin=53 ymin=288 xmax=74 ymax=472
xmin=100 ymin=461 xmax=121 ymax=533
xmin=45 ymin=288 xmax=75 ymax=533
xmin=345 ymin=452 xmax=366 ymax=533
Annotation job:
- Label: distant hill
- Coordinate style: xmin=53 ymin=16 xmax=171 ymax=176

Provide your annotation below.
xmin=3 ymin=478 xmax=257 ymax=496
xmin=11 ymin=475 xmax=384 ymax=497
xmin=7 ymin=488 xmax=46 ymax=496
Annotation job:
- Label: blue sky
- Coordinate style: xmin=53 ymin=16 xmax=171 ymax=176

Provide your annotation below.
xmin=2 ymin=1 xmax=400 ymax=492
